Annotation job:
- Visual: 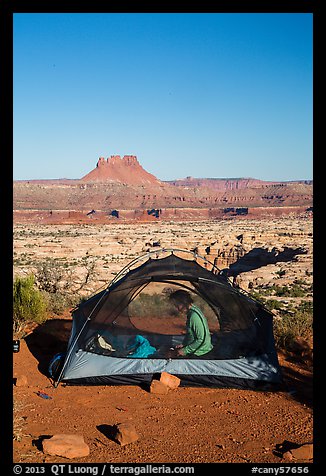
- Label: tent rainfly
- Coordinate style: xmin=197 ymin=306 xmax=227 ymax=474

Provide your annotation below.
xmin=54 ymin=249 xmax=283 ymax=390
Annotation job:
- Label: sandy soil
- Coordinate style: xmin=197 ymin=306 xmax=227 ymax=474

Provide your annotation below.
xmin=13 ymin=312 xmax=313 ymax=465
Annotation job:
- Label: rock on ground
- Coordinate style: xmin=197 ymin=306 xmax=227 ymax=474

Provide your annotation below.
xmin=14 ymin=375 xmax=28 ymax=387
xmin=112 ymin=422 xmax=139 ymax=446
xmin=283 ymin=443 xmax=313 ymax=461
xmin=42 ymin=434 xmax=90 ymax=459
xmin=159 ymin=372 xmax=181 ymax=389
xmin=149 ymin=379 xmax=169 ymax=395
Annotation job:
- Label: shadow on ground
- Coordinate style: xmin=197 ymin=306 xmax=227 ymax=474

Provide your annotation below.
xmin=280 ymin=357 xmax=313 ymax=408
xmin=24 ymin=318 xmax=72 ymax=377
xmin=229 ymin=246 xmax=307 ymax=276
xmin=96 ymin=424 xmax=117 ymax=443
xmin=273 ymin=440 xmax=304 ymax=458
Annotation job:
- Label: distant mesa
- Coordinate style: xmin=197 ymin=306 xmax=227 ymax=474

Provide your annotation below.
xmin=167 ymin=177 xmax=277 ymax=190
xmin=81 ymin=155 xmax=161 ymax=186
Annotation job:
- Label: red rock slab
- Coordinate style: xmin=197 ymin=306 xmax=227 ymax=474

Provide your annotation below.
xmin=42 ymin=434 xmax=90 ymax=459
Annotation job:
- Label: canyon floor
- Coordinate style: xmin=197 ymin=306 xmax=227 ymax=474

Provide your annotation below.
xmin=13 ymin=216 xmax=314 ymax=465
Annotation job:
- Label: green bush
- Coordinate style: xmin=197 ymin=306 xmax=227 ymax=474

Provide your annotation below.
xmin=297 ymin=300 xmax=313 ymax=313
xmin=274 ymin=284 xmax=306 ymax=298
xmin=265 ymin=299 xmax=284 ymax=311
xmin=13 ymin=275 xmax=47 ymax=333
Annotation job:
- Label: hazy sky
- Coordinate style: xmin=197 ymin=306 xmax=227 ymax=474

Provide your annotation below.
xmin=13 ymin=13 xmax=313 ymax=182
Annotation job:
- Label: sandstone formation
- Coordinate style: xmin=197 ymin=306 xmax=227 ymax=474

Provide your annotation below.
xmin=13 ymin=215 xmax=313 ymax=301
xmin=13 ymin=155 xmax=313 ymax=223
xmin=81 ymin=155 xmax=161 ymax=185
xmin=167 ymin=176 xmax=312 ymax=190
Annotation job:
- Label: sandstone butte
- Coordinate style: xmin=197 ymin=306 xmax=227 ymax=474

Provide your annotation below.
xmin=81 ymin=155 xmax=162 ymax=186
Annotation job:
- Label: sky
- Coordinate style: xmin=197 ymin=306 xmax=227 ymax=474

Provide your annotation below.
xmin=13 ymin=13 xmax=313 ymax=182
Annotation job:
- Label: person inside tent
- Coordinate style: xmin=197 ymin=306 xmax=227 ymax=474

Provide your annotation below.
xmin=168 ymin=290 xmax=213 ymax=358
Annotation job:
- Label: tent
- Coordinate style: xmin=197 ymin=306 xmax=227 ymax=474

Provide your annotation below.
xmin=55 ymin=249 xmax=282 ymax=390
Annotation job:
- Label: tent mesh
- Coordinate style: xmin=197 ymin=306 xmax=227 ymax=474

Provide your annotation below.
xmin=71 ymin=254 xmax=275 ymax=360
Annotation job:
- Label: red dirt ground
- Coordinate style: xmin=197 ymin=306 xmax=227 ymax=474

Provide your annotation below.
xmin=13 ymin=313 xmax=313 ymax=464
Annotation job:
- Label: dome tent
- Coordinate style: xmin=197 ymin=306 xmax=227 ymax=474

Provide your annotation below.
xmin=55 ymin=249 xmax=282 ymax=390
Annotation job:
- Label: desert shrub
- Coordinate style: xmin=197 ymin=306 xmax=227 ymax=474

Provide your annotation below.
xmin=273 ymin=309 xmax=313 ymax=350
xmin=250 ymin=285 xmax=313 ymax=351
xmin=35 ymin=258 xmax=97 ymax=315
xmin=273 ymin=284 xmax=306 ymax=298
xmin=254 ymin=283 xmax=309 ymax=299
xmin=248 ymin=290 xmax=266 ymax=302
xmin=265 ymin=299 xmax=284 ymax=311
xmin=297 ymin=300 xmax=313 ymax=313
xmin=128 ymin=291 xmax=218 ymax=326
xmin=128 ymin=293 xmax=171 ymax=318
xmin=275 ymin=269 xmax=286 ymax=277
xmin=41 ymin=290 xmax=80 ymax=315
xmin=36 ymin=259 xmax=69 ymax=294
xmin=13 ymin=274 xmax=47 ymax=333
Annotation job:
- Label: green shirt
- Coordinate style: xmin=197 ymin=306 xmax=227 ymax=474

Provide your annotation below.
xmin=182 ymin=304 xmax=213 ymax=356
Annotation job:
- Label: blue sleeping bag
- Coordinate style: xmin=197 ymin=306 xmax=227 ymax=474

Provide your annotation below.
xmin=126 ymin=335 xmax=156 ymax=358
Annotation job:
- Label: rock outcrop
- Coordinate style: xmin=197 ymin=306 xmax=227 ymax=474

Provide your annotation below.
xmin=81 ymin=155 xmax=161 ymax=186
xmin=167 ymin=177 xmax=313 ymax=190
xmin=167 ymin=177 xmax=273 ymax=190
